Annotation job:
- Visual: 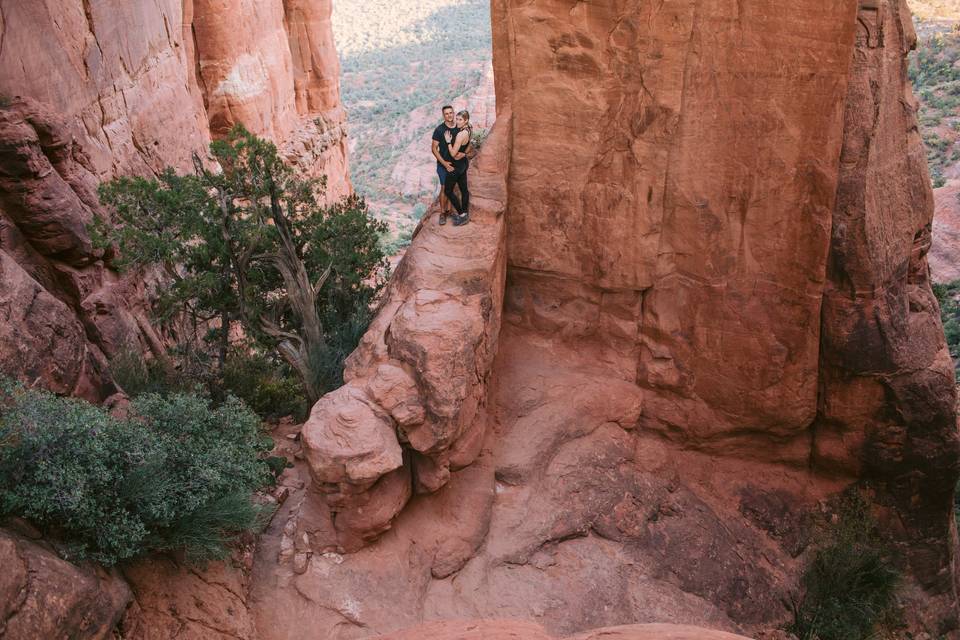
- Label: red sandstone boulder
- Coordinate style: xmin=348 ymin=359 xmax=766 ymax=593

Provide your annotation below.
xmin=0 ymin=528 xmax=131 ymax=640
xmin=0 ymin=250 xmax=91 ymax=395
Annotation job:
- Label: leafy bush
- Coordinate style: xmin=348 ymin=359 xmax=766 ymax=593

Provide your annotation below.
xmin=789 ymin=493 xmax=900 ymax=640
xmin=108 ymin=344 xmax=200 ymax=398
xmin=0 ymin=380 xmax=273 ymax=565
xmin=222 ymin=350 xmax=307 ymax=421
xmin=308 ymin=299 xmax=375 ymax=394
xmin=910 ymin=29 xmax=960 ymax=186
xmin=470 ymin=127 xmax=489 ymax=153
xmin=933 ymin=279 xmax=960 ymax=377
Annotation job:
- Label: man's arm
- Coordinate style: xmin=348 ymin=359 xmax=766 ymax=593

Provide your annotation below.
xmin=432 ymin=139 xmax=453 ymax=170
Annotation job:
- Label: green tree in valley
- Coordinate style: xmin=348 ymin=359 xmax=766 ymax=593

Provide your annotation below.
xmin=95 ymin=126 xmax=388 ymax=402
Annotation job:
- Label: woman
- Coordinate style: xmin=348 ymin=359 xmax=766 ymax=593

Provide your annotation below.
xmin=443 ymin=110 xmax=472 ymax=226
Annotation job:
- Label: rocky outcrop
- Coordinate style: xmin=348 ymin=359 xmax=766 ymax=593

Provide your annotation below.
xmin=0 ymin=99 xmax=152 ymax=399
xmin=0 ymin=527 xmax=131 ymax=640
xmin=187 ymin=0 xmax=350 ymax=197
xmin=817 ymin=0 xmax=960 ymax=624
xmin=295 ymin=113 xmax=511 ymax=552
xmin=0 ymin=0 xmax=349 ymax=186
xmin=0 ymin=0 xmax=210 ymax=178
xmin=286 ymin=0 xmax=959 ymax=636
xmin=0 ymin=0 xmax=351 ymax=396
xmin=120 ymin=555 xmax=259 ymax=640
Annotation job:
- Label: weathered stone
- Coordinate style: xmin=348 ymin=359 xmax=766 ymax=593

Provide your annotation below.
xmin=0 ymin=250 xmax=89 ymax=395
xmin=121 ymin=556 xmax=257 ymax=640
xmin=381 ymin=621 xmax=755 ymax=640
xmin=297 ymin=115 xmax=511 ymax=550
xmin=0 ymin=528 xmax=131 ymax=640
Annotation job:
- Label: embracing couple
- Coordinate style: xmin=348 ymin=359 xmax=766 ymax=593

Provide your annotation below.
xmin=431 ymin=105 xmax=472 ymax=226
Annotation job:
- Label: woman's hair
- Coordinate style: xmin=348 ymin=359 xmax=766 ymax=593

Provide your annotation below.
xmin=456 ymin=110 xmax=473 ymax=140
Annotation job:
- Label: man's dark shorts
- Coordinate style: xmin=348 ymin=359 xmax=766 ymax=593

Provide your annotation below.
xmin=436 ymin=162 xmax=449 ymax=186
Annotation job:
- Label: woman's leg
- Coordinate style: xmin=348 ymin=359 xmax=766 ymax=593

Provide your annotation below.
xmin=444 ymin=172 xmax=464 ymax=214
xmin=456 ymin=170 xmax=469 ymax=213
xmin=452 ymin=170 xmax=470 ymax=225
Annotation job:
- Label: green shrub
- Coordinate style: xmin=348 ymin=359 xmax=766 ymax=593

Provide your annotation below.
xmin=222 ymin=350 xmax=307 ymax=421
xmin=0 ymin=380 xmax=273 ymax=565
xmin=933 ymin=279 xmax=960 ymax=373
xmin=108 ymin=344 xmax=197 ymax=397
xmin=788 ymin=493 xmax=900 ymax=640
xmin=471 ymin=127 xmax=489 ymax=153
xmin=309 ymin=300 xmax=374 ymax=395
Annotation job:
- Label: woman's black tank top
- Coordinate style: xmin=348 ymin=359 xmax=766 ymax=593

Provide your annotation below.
xmin=453 ymin=128 xmax=470 ymax=171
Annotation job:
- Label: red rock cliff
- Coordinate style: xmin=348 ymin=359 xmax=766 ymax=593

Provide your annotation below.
xmin=0 ymin=0 xmax=350 ymax=397
xmin=288 ymin=0 xmax=959 ymax=635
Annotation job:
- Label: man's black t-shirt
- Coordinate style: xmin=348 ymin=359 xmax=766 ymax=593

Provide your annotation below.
xmin=432 ymin=123 xmax=457 ymax=165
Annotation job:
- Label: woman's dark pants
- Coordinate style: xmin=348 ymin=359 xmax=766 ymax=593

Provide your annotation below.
xmin=444 ymin=167 xmax=469 ymax=215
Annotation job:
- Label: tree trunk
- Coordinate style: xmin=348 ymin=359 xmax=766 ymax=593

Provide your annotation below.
xmin=218 ymin=311 xmax=229 ymax=379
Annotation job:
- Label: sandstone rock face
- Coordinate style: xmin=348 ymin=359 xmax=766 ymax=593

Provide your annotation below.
xmin=0 ymin=99 xmax=149 ymax=399
xmin=0 ymin=0 xmax=351 ymax=395
xmin=0 ymin=0 xmax=349 ymax=187
xmin=817 ymin=0 xmax=960 ymax=619
xmin=490 ymin=0 xmax=958 ymax=626
xmin=187 ymin=0 xmax=350 ymax=198
xmin=296 ymin=114 xmax=511 ymax=552
xmin=121 ymin=555 xmax=258 ymax=640
xmin=0 ymin=527 xmax=131 ymax=640
xmin=0 ymin=0 xmax=210 ymax=178
xmin=286 ymin=0 xmax=959 ymax=637
xmin=495 ymin=0 xmax=856 ymax=444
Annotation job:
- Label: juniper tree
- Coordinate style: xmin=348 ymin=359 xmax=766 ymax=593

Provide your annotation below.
xmin=96 ymin=126 xmax=388 ymax=402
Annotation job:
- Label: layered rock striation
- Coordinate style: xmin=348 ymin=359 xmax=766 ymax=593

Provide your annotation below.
xmin=0 ymin=0 xmax=350 ymax=397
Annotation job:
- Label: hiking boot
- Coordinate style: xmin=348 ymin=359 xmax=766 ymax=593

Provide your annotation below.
xmin=453 ymin=211 xmax=470 ymax=226
xmin=439 ymin=212 xmax=448 ymax=225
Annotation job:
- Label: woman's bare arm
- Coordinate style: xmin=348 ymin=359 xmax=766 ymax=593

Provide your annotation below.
xmin=447 ymin=130 xmax=471 ymax=160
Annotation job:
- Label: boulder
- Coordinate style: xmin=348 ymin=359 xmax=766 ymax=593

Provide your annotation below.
xmin=0 ymin=528 xmax=131 ymax=640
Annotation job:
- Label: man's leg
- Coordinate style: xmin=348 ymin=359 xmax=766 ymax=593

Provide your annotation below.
xmin=437 ymin=164 xmax=450 ymax=224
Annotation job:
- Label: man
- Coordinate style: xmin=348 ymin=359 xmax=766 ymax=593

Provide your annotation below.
xmin=431 ymin=105 xmax=457 ymax=225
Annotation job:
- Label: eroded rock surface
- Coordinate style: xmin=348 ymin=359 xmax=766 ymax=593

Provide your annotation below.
xmin=0 ymin=99 xmax=154 ymax=399
xmin=931 ymin=180 xmax=960 ymax=283
xmin=296 ymin=114 xmax=510 ymax=552
xmin=2 ymin=0 xmax=958 ymax=638
xmin=286 ymin=0 xmax=960 ymax=637
xmin=0 ymin=0 xmax=351 ymax=395
xmin=382 ymin=621 xmax=755 ymax=640
xmin=0 ymin=528 xmax=131 ymax=640
xmin=121 ymin=555 xmax=259 ymax=640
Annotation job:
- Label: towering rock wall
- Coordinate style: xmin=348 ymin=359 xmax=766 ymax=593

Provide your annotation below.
xmin=490 ymin=0 xmax=959 ymax=624
xmin=817 ymin=0 xmax=960 ymax=610
xmin=292 ymin=0 xmax=958 ymax=634
xmin=493 ymin=0 xmax=856 ymax=446
xmin=0 ymin=0 xmax=350 ymax=397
